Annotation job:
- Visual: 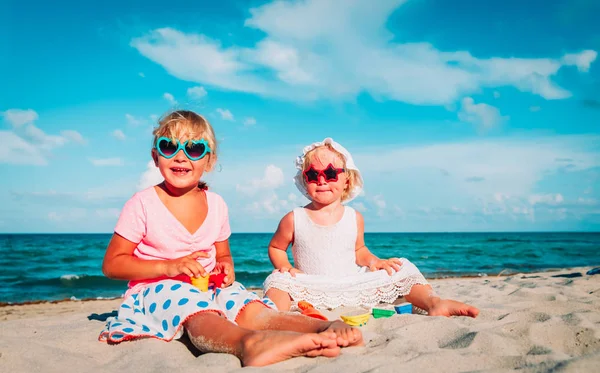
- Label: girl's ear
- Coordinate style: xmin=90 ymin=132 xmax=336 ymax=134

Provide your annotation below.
xmin=206 ymin=153 xmax=216 ymax=172
xmin=151 ymin=149 xmax=159 ymax=166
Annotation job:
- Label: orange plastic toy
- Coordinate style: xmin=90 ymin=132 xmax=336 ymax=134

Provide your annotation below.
xmin=297 ymin=301 xmax=328 ymax=321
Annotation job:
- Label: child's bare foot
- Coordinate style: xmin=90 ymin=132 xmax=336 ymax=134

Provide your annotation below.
xmin=241 ymin=330 xmax=340 ymax=367
xmin=323 ymin=320 xmax=364 ymax=347
xmin=427 ymin=299 xmax=479 ymax=318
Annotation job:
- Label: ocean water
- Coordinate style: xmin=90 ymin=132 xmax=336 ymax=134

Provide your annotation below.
xmin=1 ymin=232 xmax=599 ymax=304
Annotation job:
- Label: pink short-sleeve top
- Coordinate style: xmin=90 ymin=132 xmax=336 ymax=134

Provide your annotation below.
xmin=114 ymin=187 xmax=231 ymax=296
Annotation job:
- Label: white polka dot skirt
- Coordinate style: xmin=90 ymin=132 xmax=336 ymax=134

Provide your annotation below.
xmin=99 ymin=279 xmax=276 ymax=343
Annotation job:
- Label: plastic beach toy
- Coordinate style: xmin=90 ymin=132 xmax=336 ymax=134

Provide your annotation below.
xmin=394 ymin=302 xmax=413 ymax=314
xmin=190 ymin=273 xmax=227 ymax=292
xmin=190 ymin=275 xmax=210 ymax=291
xmin=340 ymin=312 xmax=370 ymax=326
xmin=372 ymin=308 xmax=395 ymax=319
xmin=297 ymin=301 xmax=328 ymax=320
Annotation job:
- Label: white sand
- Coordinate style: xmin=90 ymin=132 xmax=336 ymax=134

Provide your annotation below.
xmin=1 ymin=267 xmax=599 ymax=372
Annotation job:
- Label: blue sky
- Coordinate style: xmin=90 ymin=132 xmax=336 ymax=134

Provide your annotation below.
xmin=1 ymin=0 xmax=599 ymax=233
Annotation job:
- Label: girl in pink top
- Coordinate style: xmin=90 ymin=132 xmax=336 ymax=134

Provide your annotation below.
xmin=99 ymin=110 xmax=362 ymax=367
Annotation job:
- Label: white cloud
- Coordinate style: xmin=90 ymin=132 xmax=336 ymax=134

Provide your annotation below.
xmin=528 ymin=193 xmax=564 ymax=206
xmin=61 ymin=130 xmax=86 ymax=145
xmin=163 ymin=92 xmax=177 ymax=105
xmin=95 ymin=208 xmax=121 ymax=219
xmin=237 ymin=164 xmax=285 ymax=195
xmin=243 ymin=117 xmax=257 ymax=126
xmin=0 ymin=130 xmax=47 ymax=165
xmin=216 ymin=108 xmax=235 ymax=121
xmin=111 ymin=129 xmax=126 ymax=141
xmin=561 ymin=50 xmax=598 ymax=72
xmin=458 ymin=97 xmax=507 ymax=130
xmin=352 ymin=202 xmax=367 ymax=212
xmin=138 ymin=161 xmax=163 ymax=190
xmin=357 ymin=134 xmax=600 ymax=199
xmin=0 ymin=109 xmax=86 ymax=165
xmin=125 ymin=113 xmax=143 ymax=126
xmin=139 ymin=72 xmax=146 ymax=78
xmin=246 ymin=192 xmax=296 ymax=215
xmin=130 ymin=1 xmax=597 ymax=106
xmin=2 ymin=109 xmax=38 ymax=128
xmin=89 ymin=158 xmax=125 ymax=167
xmin=47 ymin=208 xmax=87 ymax=222
xmin=187 ymin=86 xmax=208 ymax=99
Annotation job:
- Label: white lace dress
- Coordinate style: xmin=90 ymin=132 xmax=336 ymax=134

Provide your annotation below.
xmin=262 ymin=207 xmax=429 ymax=309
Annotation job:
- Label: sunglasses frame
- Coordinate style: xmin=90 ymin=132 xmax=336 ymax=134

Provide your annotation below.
xmin=155 ymin=136 xmax=211 ymax=161
xmin=303 ymin=163 xmax=346 ymax=184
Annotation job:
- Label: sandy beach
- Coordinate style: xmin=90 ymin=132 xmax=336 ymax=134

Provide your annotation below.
xmin=1 ymin=266 xmax=599 ymax=372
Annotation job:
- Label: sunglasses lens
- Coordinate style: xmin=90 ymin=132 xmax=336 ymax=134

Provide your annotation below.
xmin=323 ymin=165 xmax=339 ymax=180
xmin=186 ymin=142 xmax=206 ymax=159
xmin=304 ymin=168 xmax=319 ymax=182
xmin=158 ymin=139 xmax=178 ymax=156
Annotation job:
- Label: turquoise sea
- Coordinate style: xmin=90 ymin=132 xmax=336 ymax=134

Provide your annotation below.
xmin=1 ymin=232 xmax=599 ymax=304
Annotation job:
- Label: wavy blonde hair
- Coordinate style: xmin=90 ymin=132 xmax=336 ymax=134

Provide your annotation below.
xmin=302 ymin=144 xmax=362 ymax=202
xmin=152 ymin=110 xmax=218 ymax=189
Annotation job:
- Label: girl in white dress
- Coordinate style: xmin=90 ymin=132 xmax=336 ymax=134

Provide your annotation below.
xmin=263 ymin=138 xmax=479 ymax=317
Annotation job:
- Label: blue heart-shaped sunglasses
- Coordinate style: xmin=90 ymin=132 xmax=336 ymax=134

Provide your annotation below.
xmin=155 ymin=137 xmax=211 ymax=161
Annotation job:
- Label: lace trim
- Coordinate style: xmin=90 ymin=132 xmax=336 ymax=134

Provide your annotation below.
xmin=264 ymin=274 xmax=429 ymax=309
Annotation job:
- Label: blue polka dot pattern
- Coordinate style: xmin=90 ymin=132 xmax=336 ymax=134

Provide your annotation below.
xmin=101 ymin=280 xmax=271 ymax=344
xmin=178 ymin=298 xmax=189 ymax=306
xmin=112 ymin=333 xmax=124 ymax=339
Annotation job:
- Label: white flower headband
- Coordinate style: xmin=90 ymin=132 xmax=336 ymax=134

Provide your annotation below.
xmin=293 ymin=137 xmax=363 ymax=203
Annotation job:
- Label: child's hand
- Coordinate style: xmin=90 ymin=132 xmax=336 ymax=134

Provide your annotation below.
xmin=212 ymin=261 xmax=235 ymax=287
xmin=274 ymin=267 xmax=303 ymax=277
xmin=368 ymin=258 xmax=402 ymax=275
xmin=163 ymin=251 xmax=210 ymax=278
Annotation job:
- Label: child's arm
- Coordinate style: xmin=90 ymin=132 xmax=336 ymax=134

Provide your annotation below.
xmin=102 ymin=233 xmax=210 ymax=280
xmin=212 ymin=239 xmax=235 ymax=287
xmin=268 ymin=212 xmax=302 ymax=277
xmin=354 ymin=211 xmax=402 ymax=275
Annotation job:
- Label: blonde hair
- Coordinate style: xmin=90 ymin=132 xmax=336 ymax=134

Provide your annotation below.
xmin=302 ymin=144 xmax=362 ymax=202
xmin=152 ymin=110 xmax=218 ymax=189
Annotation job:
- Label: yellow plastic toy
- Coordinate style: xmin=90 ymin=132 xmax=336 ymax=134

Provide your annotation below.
xmin=340 ymin=312 xmax=370 ymax=327
xmin=190 ymin=275 xmax=209 ymax=292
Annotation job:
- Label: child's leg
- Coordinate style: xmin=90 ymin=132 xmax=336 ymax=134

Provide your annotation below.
xmin=265 ymin=288 xmax=292 ymax=311
xmin=404 ymin=284 xmax=479 ymax=318
xmin=184 ymin=312 xmax=340 ymax=367
xmin=236 ymin=302 xmax=363 ymax=347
